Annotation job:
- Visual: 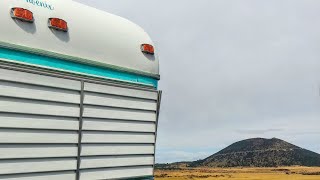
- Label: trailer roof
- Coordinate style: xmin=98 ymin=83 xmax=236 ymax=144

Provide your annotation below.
xmin=0 ymin=0 xmax=159 ymax=79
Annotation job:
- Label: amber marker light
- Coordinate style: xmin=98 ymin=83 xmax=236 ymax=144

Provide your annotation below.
xmin=48 ymin=18 xmax=68 ymax=32
xmin=141 ymin=44 xmax=155 ymax=55
xmin=11 ymin=8 xmax=34 ymax=22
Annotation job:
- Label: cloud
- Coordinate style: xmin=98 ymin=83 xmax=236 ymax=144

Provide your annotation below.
xmin=156 ymin=150 xmax=212 ymax=164
xmin=236 ymin=129 xmax=284 ymax=135
xmin=76 ymin=0 xmax=320 ymax=163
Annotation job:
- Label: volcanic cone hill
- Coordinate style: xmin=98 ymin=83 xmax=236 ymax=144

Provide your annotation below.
xmin=189 ymin=138 xmax=320 ymax=167
xmin=156 ymin=138 xmax=320 ymax=169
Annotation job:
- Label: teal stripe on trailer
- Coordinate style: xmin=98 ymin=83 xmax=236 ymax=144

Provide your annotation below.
xmin=0 ymin=47 xmax=158 ymax=88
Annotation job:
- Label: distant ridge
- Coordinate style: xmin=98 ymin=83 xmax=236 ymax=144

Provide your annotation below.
xmin=157 ymin=138 xmax=320 ymax=168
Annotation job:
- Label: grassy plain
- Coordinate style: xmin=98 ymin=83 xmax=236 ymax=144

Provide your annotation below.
xmin=155 ymin=167 xmax=320 ymax=180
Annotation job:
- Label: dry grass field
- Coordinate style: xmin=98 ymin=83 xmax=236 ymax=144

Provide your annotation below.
xmin=155 ymin=167 xmax=320 ymax=180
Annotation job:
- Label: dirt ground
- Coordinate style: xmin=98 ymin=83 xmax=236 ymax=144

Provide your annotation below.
xmin=155 ymin=167 xmax=320 ymax=180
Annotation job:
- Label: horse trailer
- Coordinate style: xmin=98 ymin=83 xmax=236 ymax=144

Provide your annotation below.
xmin=0 ymin=0 xmax=161 ymax=179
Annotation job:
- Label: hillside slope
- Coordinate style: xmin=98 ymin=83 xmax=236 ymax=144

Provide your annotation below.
xmin=189 ymin=138 xmax=320 ymax=167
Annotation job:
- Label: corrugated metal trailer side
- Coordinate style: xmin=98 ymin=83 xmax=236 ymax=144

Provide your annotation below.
xmin=0 ymin=61 xmax=161 ymax=180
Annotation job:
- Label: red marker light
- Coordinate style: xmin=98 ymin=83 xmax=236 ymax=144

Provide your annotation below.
xmin=141 ymin=44 xmax=155 ymax=55
xmin=48 ymin=18 xmax=68 ymax=32
xmin=11 ymin=8 xmax=34 ymax=22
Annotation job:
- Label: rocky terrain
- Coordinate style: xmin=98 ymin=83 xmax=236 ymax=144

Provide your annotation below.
xmin=157 ymin=138 xmax=320 ymax=168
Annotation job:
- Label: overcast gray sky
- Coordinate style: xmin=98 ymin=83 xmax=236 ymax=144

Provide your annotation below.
xmin=76 ymin=0 xmax=320 ymax=163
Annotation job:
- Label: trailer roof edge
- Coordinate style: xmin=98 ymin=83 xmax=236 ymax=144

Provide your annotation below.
xmin=0 ymin=41 xmax=160 ymax=80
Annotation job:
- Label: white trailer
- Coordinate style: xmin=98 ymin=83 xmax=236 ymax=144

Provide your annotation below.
xmin=0 ymin=0 xmax=161 ymax=179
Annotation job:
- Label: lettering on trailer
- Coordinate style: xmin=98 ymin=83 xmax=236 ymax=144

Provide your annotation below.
xmin=25 ymin=0 xmax=54 ymax=10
